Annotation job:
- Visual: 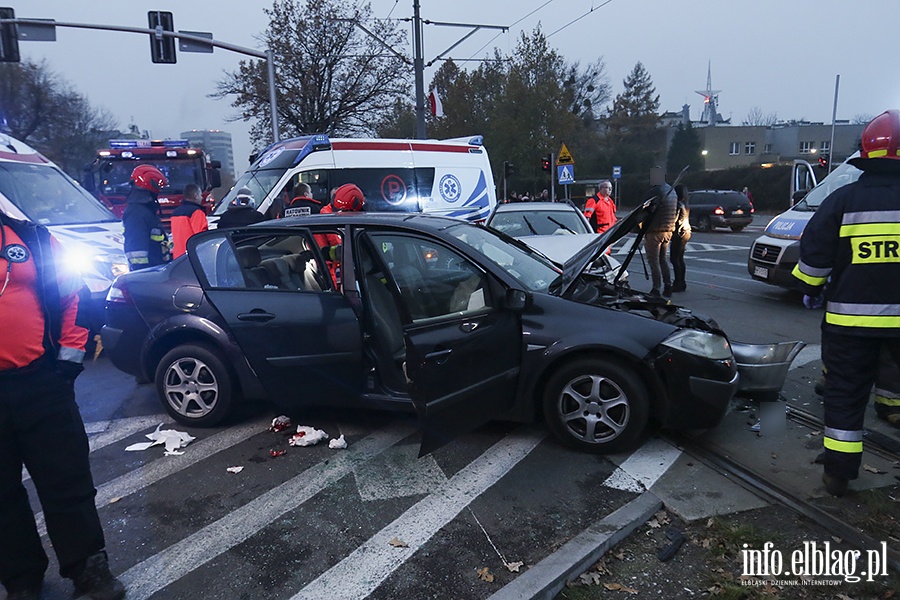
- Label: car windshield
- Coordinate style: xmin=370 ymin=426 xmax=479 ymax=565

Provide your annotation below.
xmin=795 ymin=160 xmax=862 ymax=211
xmin=443 ymin=222 xmax=560 ymax=292
xmin=94 ymin=158 xmax=206 ymax=197
xmin=489 ymin=208 xmax=590 ymax=236
xmin=0 ymin=161 xmax=117 ymax=225
xmin=214 ymin=168 xmax=286 ymax=215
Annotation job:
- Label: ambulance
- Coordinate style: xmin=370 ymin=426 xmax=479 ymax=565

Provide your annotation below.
xmin=747 ymin=153 xmax=862 ymax=290
xmin=0 ymin=134 xmax=128 ymax=331
xmin=210 ymin=134 xmax=497 ymax=224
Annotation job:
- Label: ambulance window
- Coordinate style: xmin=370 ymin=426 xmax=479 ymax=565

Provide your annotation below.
xmin=298 ymin=170 xmax=330 ymax=204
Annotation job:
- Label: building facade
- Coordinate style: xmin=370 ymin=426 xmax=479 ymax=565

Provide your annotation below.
xmin=180 ymin=130 xmax=235 ymax=179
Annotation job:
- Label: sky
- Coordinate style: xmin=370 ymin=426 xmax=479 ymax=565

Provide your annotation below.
xmin=13 ymin=1 xmax=900 ymax=175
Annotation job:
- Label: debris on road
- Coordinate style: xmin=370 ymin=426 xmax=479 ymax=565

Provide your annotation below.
xmin=288 ymin=425 xmax=328 ymax=447
xmin=329 ymin=434 xmax=347 ymax=449
xmin=226 ymin=466 xmax=244 ymax=474
xmin=269 ymin=415 xmax=292 ymax=432
xmin=269 ymin=449 xmax=287 ymax=458
xmin=124 ymin=424 xmax=196 ymax=456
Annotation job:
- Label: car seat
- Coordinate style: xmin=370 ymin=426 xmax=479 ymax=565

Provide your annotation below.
xmin=235 ymin=246 xmax=270 ymax=289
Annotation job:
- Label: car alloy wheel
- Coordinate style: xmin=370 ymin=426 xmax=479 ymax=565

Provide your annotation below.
xmin=697 ymin=215 xmax=712 ymax=232
xmin=543 ymin=357 xmax=649 ymax=454
xmin=156 ymin=344 xmax=233 ymax=427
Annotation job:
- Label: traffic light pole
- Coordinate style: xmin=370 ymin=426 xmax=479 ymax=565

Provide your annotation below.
xmin=0 ymin=17 xmax=280 ymax=142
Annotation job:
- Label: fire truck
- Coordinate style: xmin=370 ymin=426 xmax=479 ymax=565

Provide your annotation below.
xmin=82 ymin=139 xmax=222 ymax=222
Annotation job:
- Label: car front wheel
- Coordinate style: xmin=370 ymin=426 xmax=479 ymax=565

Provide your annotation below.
xmin=543 ymin=357 xmax=649 ymax=454
xmin=156 ymin=344 xmax=234 ymax=427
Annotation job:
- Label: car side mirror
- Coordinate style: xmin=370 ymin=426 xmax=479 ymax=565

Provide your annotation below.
xmin=792 ymin=190 xmax=808 ymax=205
xmin=504 ymin=288 xmax=531 ymax=311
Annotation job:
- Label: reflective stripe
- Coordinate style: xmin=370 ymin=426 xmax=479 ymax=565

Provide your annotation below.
xmin=824 ymin=427 xmax=862 ymax=442
xmin=795 ymin=259 xmax=832 ymax=278
xmin=791 ymin=263 xmax=828 ymax=286
xmin=841 ymin=210 xmax=900 ymax=225
xmin=865 ymin=149 xmax=900 ymax=158
xmin=824 ymin=437 xmax=863 ymax=454
xmin=874 ymin=393 xmax=900 ymax=406
xmin=840 ymin=222 xmax=900 ymax=237
xmin=58 ymin=346 xmax=86 ymax=363
xmin=826 ymin=312 xmax=900 ymax=328
xmin=827 ymin=301 xmax=900 ymax=316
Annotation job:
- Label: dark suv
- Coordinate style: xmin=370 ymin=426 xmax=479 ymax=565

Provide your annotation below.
xmin=688 ymin=190 xmax=754 ymax=232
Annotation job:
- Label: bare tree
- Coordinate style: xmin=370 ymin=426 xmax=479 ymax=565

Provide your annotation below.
xmin=214 ymin=0 xmax=410 ymax=148
xmin=743 ymin=106 xmax=778 ymax=126
xmin=852 ymin=113 xmax=874 ymax=125
xmin=0 ymin=60 xmax=118 ymax=176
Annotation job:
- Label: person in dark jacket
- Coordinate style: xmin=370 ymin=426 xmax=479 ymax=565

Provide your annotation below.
xmin=281 ymin=182 xmax=324 ymax=218
xmin=122 ymin=165 xmax=171 ymax=270
xmin=669 ymin=184 xmax=692 ymax=292
xmin=642 ymin=167 xmax=677 ymax=297
xmin=0 ymin=208 xmax=125 ymax=600
xmin=792 ymin=109 xmax=900 ymax=496
xmin=170 ymin=183 xmax=208 ymax=258
xmin=217 ymin=187 xmax=266 ymax=228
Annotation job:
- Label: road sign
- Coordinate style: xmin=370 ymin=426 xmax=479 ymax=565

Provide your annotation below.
xmin=612 ymin=165 xmax=622 ymax=179
xmin=557 ymin=164 xmax=574 ymax=185
xmin=557 ymin=143 xmax=574 ymax=165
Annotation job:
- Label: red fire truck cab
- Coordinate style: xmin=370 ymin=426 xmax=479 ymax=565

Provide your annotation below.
xmin=82 ymin=139 xmax=222 ymax=221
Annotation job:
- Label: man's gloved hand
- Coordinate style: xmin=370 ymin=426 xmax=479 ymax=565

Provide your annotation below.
xmin=57 ymin=360 xmax=85 ymax=381
xmin=803 ymin=292 xmax=825 ymax=309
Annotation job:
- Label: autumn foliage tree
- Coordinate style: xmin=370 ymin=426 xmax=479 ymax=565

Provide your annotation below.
xmin=215 ymin=0 xmax=410 ymax=148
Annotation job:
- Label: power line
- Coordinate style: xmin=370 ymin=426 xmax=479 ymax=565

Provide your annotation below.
xmin=464 ymin=0 xmax=557 ymax=62
xmin=546 ymin=0 xmax=615 ymax=38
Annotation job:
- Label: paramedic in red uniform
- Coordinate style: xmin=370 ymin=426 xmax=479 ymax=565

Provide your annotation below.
xmin=582 ymin=180 xmax=617 ymax=234
xmin=0 ymin=208 xmax=125 ymax=600
xmin=792 ymin=109 xmax=900 ymax=497
xmin=318 ymin=184 xmax=366 ymax=287
xmin=170 ymin=183 xmax=209 ymax=258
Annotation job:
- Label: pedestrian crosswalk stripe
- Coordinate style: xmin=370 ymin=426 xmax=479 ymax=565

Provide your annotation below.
xmin=117 ymin=424 xmax=417 ymax=600
xmin=291 ymin=427 xmax=546 ymax=600
xmin=85 ymin=414 xmax=172 ymax=453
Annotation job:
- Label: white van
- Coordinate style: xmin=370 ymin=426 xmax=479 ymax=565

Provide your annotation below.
xmin=747 ymin=153 xmax=862 ymax=290
xmin=211 ymin=134 xmax=497 ymax=224
xmin=0 ymin=134 xmax=127 ymax=330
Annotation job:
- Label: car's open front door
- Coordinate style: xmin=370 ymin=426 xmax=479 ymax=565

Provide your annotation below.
xmin=363 ymin=232 xmax=523 ymax=456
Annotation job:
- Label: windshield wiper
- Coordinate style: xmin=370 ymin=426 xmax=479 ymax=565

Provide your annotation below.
xmin=521 ymin=216 xmax=539 ymax=235
xmin=547 ymin=216 xmax=576 ymax=234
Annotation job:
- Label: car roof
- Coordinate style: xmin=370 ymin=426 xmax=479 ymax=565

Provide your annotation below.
xmin=270 ymin=211 xmax=471 ymax=232
xmin=492 ymin=202 xmax=580 ymax=212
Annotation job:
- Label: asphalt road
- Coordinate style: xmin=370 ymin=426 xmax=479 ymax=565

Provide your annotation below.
xmin=27 ymin=214 xmax=834 ymax=599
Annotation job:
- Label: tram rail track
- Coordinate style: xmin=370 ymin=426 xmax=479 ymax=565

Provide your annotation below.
xmin=664 ymin=424 xmax=900 ymax=573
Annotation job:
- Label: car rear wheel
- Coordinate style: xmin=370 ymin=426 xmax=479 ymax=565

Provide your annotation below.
xmin=696 ymin=215 xmax=712 ymax=232
xmin=156 ymin=344 xmax=233 ymax=427
xmin=730 ymin=224 xmax=745 ymax=232
xmin=543 ymin=357 xmax=649 ymax=454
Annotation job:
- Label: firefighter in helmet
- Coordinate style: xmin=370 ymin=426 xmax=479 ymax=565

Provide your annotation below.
xmin=793 ymin=109 xmax=900 ymax=496
xmin=317 ymin=184 xmax=366 ymax=288
xmin=122 ymin=165 xmax=171 ymax=270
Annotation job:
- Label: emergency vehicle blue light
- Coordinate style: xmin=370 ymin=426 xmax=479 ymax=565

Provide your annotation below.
xmin=468 ymin=136 xmax=484 ymax=146
xmin=292 ymin=134 xmax=332 ymax=166
xmin=108 ymin=139 xmax=189 ymax=149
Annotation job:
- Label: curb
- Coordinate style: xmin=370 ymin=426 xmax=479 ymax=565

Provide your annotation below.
xmin=487 ymin=491 xmax=663 ymax=600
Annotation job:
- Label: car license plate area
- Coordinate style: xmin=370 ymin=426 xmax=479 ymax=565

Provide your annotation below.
xmin=753 ymin=265 xmax=769 ymax=278
xmin=734 ymin=209 xmax=744 ymax=215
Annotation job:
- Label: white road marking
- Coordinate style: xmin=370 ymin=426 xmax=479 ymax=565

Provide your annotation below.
xmin=85 ymin=414 xmax=172 ymax=452
xmin=118 ymin=424 xmax=417 ymax=600
xmin=36 ymin=416 xmax=271 ymax=535
xmin=602 ymin=438 xmax=682 ymax=492
xmin=291 ymin=427 xmax=547 ymax=600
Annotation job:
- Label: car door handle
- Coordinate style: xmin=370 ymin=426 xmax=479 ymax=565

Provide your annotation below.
xmin=237 ymin=310 xmax=276 ymax=322
xmin=424 ymin=348 xmax=453 ymax=364
xmin=460 ymin=321 xmax=479 ymax=333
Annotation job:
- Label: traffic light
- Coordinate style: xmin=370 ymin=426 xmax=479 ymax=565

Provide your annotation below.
xmin=0 ymin=7 xmax=20 ymax=63
xmin=541 ymin=153 xmax=552 ymax=172
xmin=148 ymin=11 xmax=176 ymax=64
xmin=818 ymin=154 xmax=829 ymax=169
xmin=504 ymin=161 xmax=516 ymax=178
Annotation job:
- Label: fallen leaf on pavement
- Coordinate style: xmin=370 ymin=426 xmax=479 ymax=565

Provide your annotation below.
xmin=388 ymin=537 xmax=408 ymax=548
xmin=603 ymin=582 xmax=638 ymax=593
xmin=579 ymin=572 xmax=603 ymax=585
xmin=505 ymin=561 xmax=523 ymax=572
xmin=476 ymin=567 xmax=494 ymax=582
xmin=863 ymin=464 xmax=886 ymax=474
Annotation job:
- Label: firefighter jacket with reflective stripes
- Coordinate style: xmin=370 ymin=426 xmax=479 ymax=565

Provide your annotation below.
xmin=0 ymin=213 xmax=88 ymax=371
xmin=123 ymin=188 xmax=171 ymax=269
xmin=792 ymin=171 xmax=900 ymax=336
xmin=170 ymin=201 xmax=208 ymax=259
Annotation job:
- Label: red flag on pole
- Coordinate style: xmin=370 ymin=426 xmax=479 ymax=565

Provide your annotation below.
xmin=429 ymin=90 xmax=444 ymax=118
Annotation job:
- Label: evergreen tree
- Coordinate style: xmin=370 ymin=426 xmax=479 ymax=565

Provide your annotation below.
xmin=603 ymin=61 xmax=664 ymax=175
xmin=666 ymin=122 xmax=704 ymax=175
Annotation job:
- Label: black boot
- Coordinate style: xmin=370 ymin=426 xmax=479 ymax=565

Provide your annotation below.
xmin=73 ymin=552 xmax=126 ymax=600
xmin=822 ymin=472 xmax=849 ymax=497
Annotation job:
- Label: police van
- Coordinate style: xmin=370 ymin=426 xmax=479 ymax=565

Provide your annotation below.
xmin=747 ymin=154 xmax=862 ymax=290
xmin=211 ymin=135 xmax=497 ymax=224
xmin=0 ymin=134 xmax=128 ymax=330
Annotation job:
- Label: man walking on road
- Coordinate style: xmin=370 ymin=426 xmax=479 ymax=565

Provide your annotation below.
xmin=793 ymin=109 xmax=900 ymax=497
xmin=0 ymin=207 xmax=125 ymax=599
